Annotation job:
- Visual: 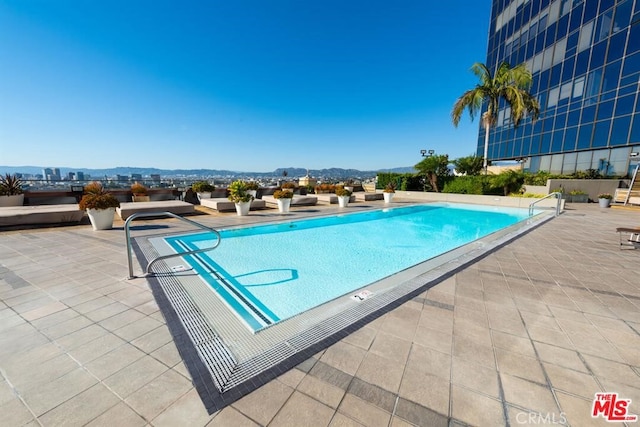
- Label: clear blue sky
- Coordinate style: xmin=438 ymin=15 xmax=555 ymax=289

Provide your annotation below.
xmin=0 ymin=0 xmax=490 ymax=172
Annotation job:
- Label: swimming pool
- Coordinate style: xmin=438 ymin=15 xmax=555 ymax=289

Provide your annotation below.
xmin=163 ymin=203 xmax=532 ymax=332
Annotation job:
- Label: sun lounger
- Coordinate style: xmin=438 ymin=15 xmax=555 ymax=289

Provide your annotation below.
xmin=616 ymin=227 xmax=640 ymax=249
xmin=116 ymin=201 xmax=195 ymax=220
xmin=354 ymin=192 xmax=383 ymax=201
xmin=0 ymin=204 xmax=84 ymax=227
xmin=261 ymin=195 xmax=318 ymax=207
xmin=199 ymin=198 xmax=266 ymax=212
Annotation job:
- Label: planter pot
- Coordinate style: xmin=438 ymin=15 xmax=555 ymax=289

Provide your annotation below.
xmin=568 ymin=194 xmax=588 ymax=203
xmin=383 ymin=192 xmax=395 ymax=203
xmin=276 ymin=198 xmax=291 ymax=213
xmin=344 ymin=186 xmax=354 ymax=193
xmin=132 ymin=195 xmax=150 ymax=202
xmin=86 ymin=208 xmax=115 ymax=230
xmin=598 ymin=198 xmax=611 ymax=208
xmin=235 ymin=201 xmax=251 ymax=216
xmin=337 ymin=195 xmax=350 ymax=207
xmin=0 ymin=194 xmax=24 ymax=207
xmin=247 ymin=190 xmax=257 ymax=199
xmin=197 ymin=192 xmax=212 ymax=200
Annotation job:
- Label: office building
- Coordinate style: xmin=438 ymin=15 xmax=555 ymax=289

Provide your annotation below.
xmin=482 ymin=0 xmax=640 ymax=176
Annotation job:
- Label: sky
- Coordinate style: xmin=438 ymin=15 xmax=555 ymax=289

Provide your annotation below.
xmin=0 ymin=0 xmax=490 ymax=172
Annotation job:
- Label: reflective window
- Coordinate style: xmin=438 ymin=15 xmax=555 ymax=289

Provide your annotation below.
xmin=612 ymin=0 xmax=632 ymax=32
xmin=578 ymin=20 xmax=594 ymax=52
xmin=562 ymin=151 xmax=578 ymax=174
xmin=563 ymin=127 xmax=579 ymax=151
xmin=567 ymin=110 xmax=582 ymax=126
xmin=601 ymin=60 xmax=622 ymax=93
xmin=592 ymin=120 xmax=611 ymax=147
xmin=581 ymin=105 xmax=597 ymax=123
xmin=595 ymin=9 xmax=613 ymax=42
xmin=627 ymin=24 xmax=640 ymax=55
xmin=572 ymin=76 xmax=585 ymax=98
xmin=551 ymin=129 xmax=565 ymax=151
xmin=589 ymin=41 xmax=607 ymax=69
xmin=547 ymin=87 xmax=560 ymax=107
xmin=631 ymin=115 xmax=640 ymax=143
xmin=553 ymin=38 xmax=567 ymax=65
xmin=540 ymin=154 xmax=552 ymax=171
xmin=576 ymin=150 xmax=593 ymax=170
xmin=615 ymin=94 xmax=636 ymax=116
xmin=609 ymin=147 xmax=631 ymax=175
xmin=621 ymin=51 xmax=640 ymax=77
xmin=577 ymin=123 xmax=594 ymax=148
xmin=610 ymin=116 xmax=632 ymax=146
xmin=597 ymin=100 xmax=614 ymax=120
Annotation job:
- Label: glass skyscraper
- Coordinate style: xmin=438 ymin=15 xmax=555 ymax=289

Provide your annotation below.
xmin=482 ymin=0 xmax=640 ymax=176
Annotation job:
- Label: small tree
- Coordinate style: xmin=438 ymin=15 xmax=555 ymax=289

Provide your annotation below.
xmin=453 ymin=155 xmax=484 ymax=176
xmin=491 ymin=170 xmax=524 ymax=196
xmin=415 ymin=154 xmax=450 ymax=192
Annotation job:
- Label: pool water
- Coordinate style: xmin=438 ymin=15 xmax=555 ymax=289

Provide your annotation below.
xmin=165 ymin=203 xmax=531 ymax=332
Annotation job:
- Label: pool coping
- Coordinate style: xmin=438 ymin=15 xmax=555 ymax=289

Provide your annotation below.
xmin=131 ymin=206 xmax=556 ymax=413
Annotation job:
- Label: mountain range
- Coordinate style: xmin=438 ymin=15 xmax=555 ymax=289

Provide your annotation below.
xmin=0 ymin=165 xmax=414 ymax=179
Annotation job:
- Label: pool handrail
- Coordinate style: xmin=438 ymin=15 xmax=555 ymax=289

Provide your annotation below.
xmin=528 ymin=192 xmax=562 ymax=217
xmin=125 ymin=211 xmax=221 ymax=279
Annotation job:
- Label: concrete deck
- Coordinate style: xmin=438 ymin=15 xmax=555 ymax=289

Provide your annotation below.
xmin=0 ymin=201 xmax=639 ymax=426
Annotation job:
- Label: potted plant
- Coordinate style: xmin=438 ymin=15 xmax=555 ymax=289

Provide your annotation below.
xmin=568 ymin=189 xmax=588 ymax=203
xmin=335 ymin=187 xmax=352 ymax=207
xmin=246 ymin=181 xmax=260 ymax=199
xmin=228 ymin=180 xmax=253 ymax=216
xmin=281 ymin=182 xmax=296 ymax=193
xmin=191 ymin=181 xmax=216 ymax=200
xmin=383 ymin=182 xmax=396 ymax=203
xmin=79 ymin=182 xmax=120 ymax=230
xmin=598 ymin=193 xmax=613 ymax=208
xmin=131 ymin=182 xmax=150 ymax=202
xmin=273 ymin=189 xmax=294 ymax=213
xmin=0 ymin=173 xmax=25 ymax=207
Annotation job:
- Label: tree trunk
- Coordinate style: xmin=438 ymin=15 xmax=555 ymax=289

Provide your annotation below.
xmin=482 ymin=113 xmax=491 ymax=175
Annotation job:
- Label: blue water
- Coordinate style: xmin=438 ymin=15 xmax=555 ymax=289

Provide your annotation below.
xmin=165 ymin=203 xmax=530 ymax=331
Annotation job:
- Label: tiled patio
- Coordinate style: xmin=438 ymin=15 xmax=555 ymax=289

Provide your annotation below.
xmin=1 ymin=201 xmax=639 ymax=426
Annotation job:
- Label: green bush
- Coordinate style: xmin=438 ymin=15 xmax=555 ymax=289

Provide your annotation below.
xmin=442 ymin=176 xmax=486 ymax=194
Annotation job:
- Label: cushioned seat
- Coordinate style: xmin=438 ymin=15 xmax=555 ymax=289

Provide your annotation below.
xmin=200 ymin=198 xmax=266 ymax=212
xmin=116 ymin=200 xmax=195 ymax=220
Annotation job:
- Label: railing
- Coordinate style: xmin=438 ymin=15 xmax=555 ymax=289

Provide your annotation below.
xmin=529 ymin=192 xmax=562 ymax=217
xmin=125 ymin=211 xmax=221 ymax=279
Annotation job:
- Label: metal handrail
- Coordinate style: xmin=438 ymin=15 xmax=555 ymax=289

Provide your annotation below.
xmin=125 ymin=211 xmax=221 ymax=279
xmin=529 ymin=192 xmax=562 ymax=217
xmin=624 ymin=163 xmax=639 ymax=206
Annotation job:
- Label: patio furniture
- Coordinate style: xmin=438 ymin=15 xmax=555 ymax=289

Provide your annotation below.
xmin=616 ymin=227 xmax=640 ymax=249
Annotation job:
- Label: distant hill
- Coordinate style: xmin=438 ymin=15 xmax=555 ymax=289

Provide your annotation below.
xmin=0 ymin=165 xmax=414 ymax=178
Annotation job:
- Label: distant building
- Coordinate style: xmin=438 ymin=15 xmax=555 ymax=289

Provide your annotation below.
xmin=116 ymin=175 xmax=128 ymax=182
xmin=298 ymin=170 xmax=318 ymax=188
xmin=150 ymin=174 xmax=161 ymax=183
xmin=76 ymin=171 xmax=85 ymax=181
xmin=67 ymin=172 xmax=76 ymax=180
xmin=483 ymin=0 xmax=640 ymax=176
xmin=42 ymin=168 xmax=52 ymax=182
xmin=131 ymin=173 xmax=142 ymax=181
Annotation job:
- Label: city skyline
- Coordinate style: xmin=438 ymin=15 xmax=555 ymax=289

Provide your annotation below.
xmin=1 ymin=1 xmax=490 ymax=172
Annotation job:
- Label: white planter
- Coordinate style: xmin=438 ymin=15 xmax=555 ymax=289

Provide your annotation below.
xmin=235 ymin=201 xmax=251 ymax=216
xmin=0 ymin=194 xmax=24 ymax=207
xmin=344 ymin=186 xmax=354 ymax=193
xmin=197 ymin=192 xmax=212 ymax=200
xmin=598 ymin=198 xmax=611 ymax=208
xmin=87 ymin=208 xmax=115 ymax=230
xmin=337 ymin=195 xmax=350 ymax=207
xmin=247 ymin=190 xmax=257 ymax=199
xmin=383 ymin=192 xmax=395 ymax=203
xmin=276 ymin=198 xmax=291 ymax=213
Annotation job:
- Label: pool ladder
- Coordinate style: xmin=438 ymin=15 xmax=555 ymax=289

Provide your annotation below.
xmin=125 ymin=211 xmax=221 ymax=279
xmin=528 ymin=192 xmax=562 ymax=217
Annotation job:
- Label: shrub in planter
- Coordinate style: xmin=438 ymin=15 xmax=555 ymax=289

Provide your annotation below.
xmin=0 ymin=173 xmax=24 ymax=196
xmin=273 ymin=190 xmax=294 ymax=199
xmin=245 ymin=181 xmax=260 ymax=191
xmin=335 ymin=187 xmax=352 ymax=197
xmin=191 ymin=181 xmax=216 ymax=193
xmin=79 ymin=182 xmax=121 ymax=210
xmin=598 ymin=193 xmax=613 ymax=200
xmin=227 ymin=180 xmax=253 ymax=203
xmin=383 ymin=182 xmax=396 ymax=193
xmin=130 ymin=182 xmax=148 ymax=195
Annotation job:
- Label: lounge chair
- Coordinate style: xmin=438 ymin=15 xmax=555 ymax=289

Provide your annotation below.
xmin=616 ymin=227 xmax=640 ymax=249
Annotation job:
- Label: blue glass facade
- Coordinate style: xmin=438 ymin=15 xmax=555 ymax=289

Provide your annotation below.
xmin=483 ymin=0 xmax=640 ymax=176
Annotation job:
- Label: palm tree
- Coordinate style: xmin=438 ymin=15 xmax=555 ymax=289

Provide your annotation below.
xmin=451 ymin=62 xmax=540 ymax=174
